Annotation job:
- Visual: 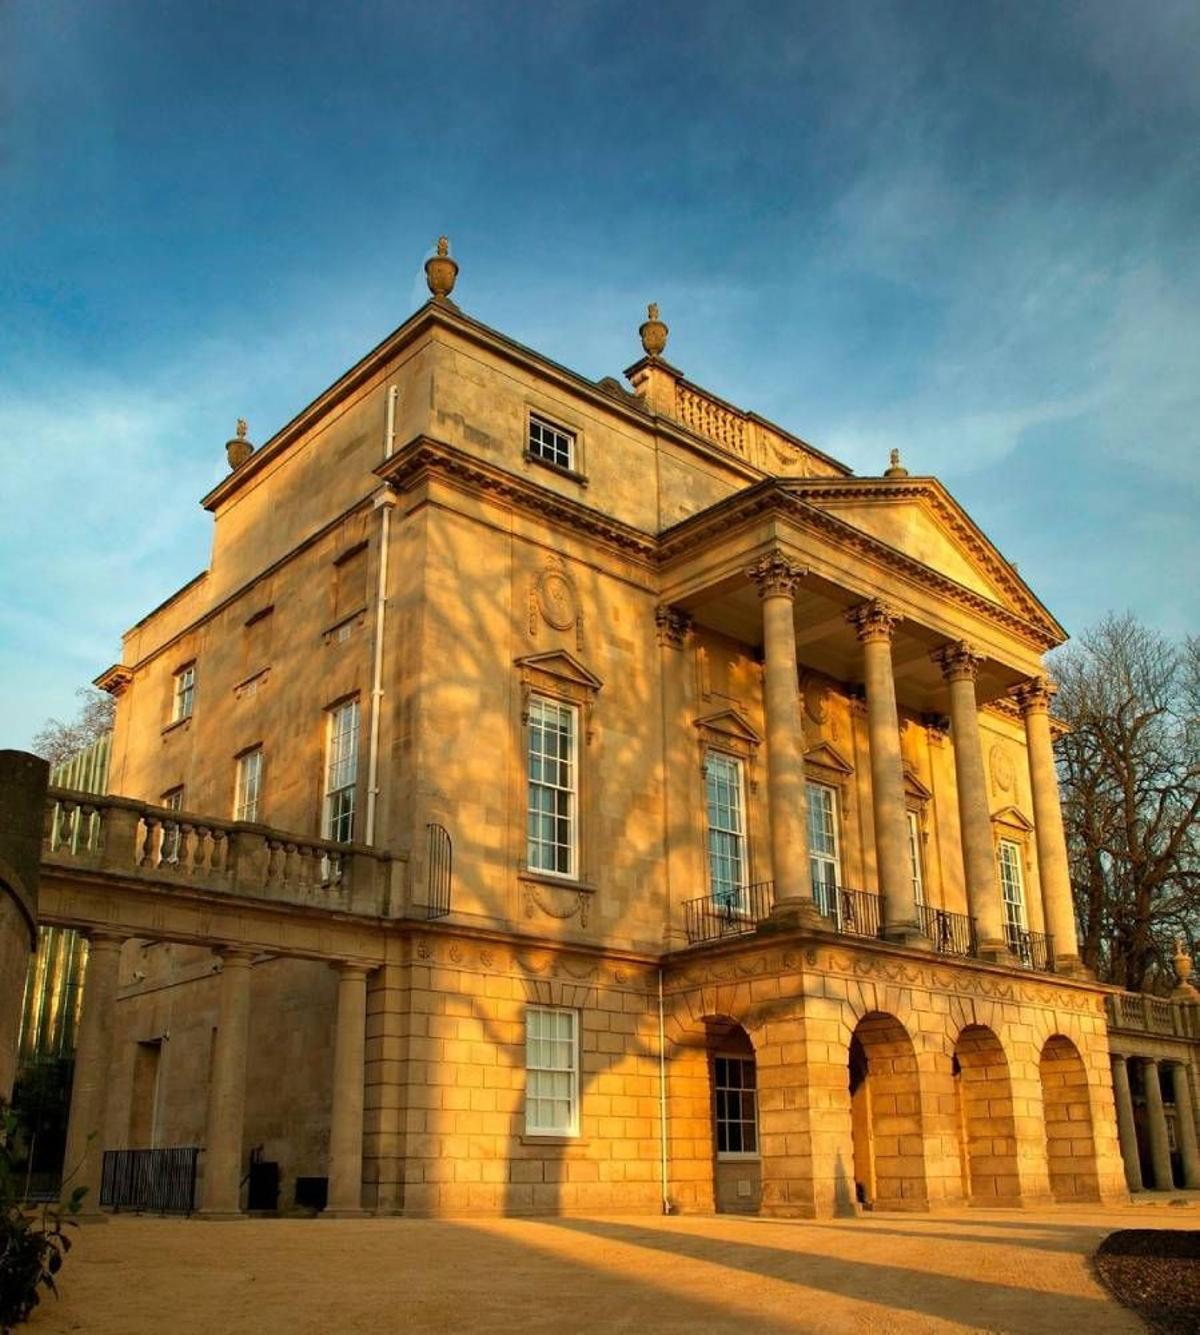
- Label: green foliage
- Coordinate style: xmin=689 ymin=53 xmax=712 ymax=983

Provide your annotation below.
xmin=0 ymin=1103 xmax=84 ymax=1333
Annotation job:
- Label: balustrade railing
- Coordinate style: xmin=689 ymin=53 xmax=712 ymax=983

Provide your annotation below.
xmin=683 ymin=882 xmax=773 ymax=945
xmin=1106 ymin=992 xmax=1195 ymax=1037
xmin=918 ymin=905 xmax=978 ymax=959
xmin=42 ymin=788 xmax=398 ymax=917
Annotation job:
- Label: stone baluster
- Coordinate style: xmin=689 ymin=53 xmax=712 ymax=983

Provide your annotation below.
xmin=201 ymin=949 xmax=255 ymax=1215
xmin=1110 ymin=1055 xmax=1143 ymax=1191
xmin=1141 ymin=1057 xmax=1175 ymax=1191
xmin=1168 ymin=1060 xmax=1200 ymax=1190
xmin=746 ymin=551 xmax=820 ymax=926
xmin=848 ymin=600 xmax=923 ymax=943
xmin=326 ymin=963 xmax=370 ymax=1214
xmin=61 ymin=933 xmax=124 ymax=1213
xmin=934 ymin=642 xmax=1007 ymax=959
xmin=1012 ymin=676 xmax=1081 ymax=970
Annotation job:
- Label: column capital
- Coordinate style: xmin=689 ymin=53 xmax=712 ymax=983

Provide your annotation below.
xmin=216 ymin=947 xmax=256 ymax=970
xmin=331 ymin=961 xmax=371 ymax=982
xmin=933 ymin=640 xmax=983 ymax=683
xmin=1012 ymin=674 xmax=1057 ymax=715
xmin=83 ymin=931 xmax=125 ymax=951
xmin=746 ymin=550 xmax=806 ymax=600
xmin=847 ymin=598 xmax=900 ymax=644
xmin=654 ymin=604 xmax=693 ymax=649
xmin=1111 ymin=1052 xmax=1129 ymax=1068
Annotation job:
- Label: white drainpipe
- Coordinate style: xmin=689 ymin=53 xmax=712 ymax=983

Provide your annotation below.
xmin=658 ymin=964 xmax=672 ymax=1212
xmin=364 ymin=383 xmax=398 ymax=847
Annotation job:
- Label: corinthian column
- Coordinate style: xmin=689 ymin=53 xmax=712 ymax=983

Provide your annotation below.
xmin=934 ymin=642 xmax=1007 ymax=958
xmin=847 ymin=600 xmax=923 ymax=943
xmin=1012 ymin=676 xmax=1081 ymax=969
xmin=746 ymin=551 xmax=819 ymax=926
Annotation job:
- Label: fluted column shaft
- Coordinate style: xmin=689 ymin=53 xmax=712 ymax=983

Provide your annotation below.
xmin=936 ymin=644 xmax=1006 ymax=953
xmin=1169 ymin=1061 xmax=1200 ymax=1189
xmin=61 ymin=933 xmax=123 ymax=1212
xmin=849 ymin=601 xmax=920 ymax=938
xmin=202 ymin=949 xmax=254 ymax=1215
xmin=1014 ymin=677 xmax=1080 ymax=963
xmin=1141 ymin=1058 xmax=1175 ymax=1190
xmin=327 ymin=963 xmax=369 ymax=1214
xmin=747 ymin=552 xmax=816 ymax=921
xmin=1110 ymin=1055 xmax=1143 ymax=1191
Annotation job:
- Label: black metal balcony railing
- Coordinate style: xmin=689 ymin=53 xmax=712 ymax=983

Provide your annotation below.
xmin=1008 ymin=927 xmax=1055 ymax=972
xmin=919 ymin=904 xmax=978 ymax=958
xmin=683 ymin=881 xmax=773 ymax=944
xmin=819 ymin=886 xmax=884 ymax=940
xmin=100 ymin=1147 xmax=201 ymax=1215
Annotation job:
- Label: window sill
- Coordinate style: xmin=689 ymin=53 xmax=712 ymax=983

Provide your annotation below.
xmin=520 ymin=1134 xmax=586 ymax=1148
xmin=518 ymin=870 xmax=596 ymax=894
xmin=716 ymin=1153 xmax=761 ymax=1162
xmin=161 ymin=716 xmax=192 ymax=738
xmin=523 ymin=450 xmax=589 ymax=488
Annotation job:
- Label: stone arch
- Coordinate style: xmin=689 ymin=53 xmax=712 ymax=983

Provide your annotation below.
xmin=1039 ymin=1033 xmax=1100 ymax=1202
xmin=954 ymin=1024 xmax=1021 ymax=1204
xmin=849 ymin=1011 xmax=928 ymax=1210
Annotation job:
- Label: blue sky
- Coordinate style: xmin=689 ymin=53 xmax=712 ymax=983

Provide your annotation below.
xmin=2 ymin=0 xmax=1197 ymax=746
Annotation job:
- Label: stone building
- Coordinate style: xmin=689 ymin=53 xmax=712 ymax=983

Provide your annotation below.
xmin=75 ymin=242 xmax=1170 ymax=1216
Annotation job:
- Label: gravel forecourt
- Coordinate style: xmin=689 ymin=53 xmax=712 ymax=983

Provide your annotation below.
xmin=25 ymin=1204 xmax=1195 ymax=1335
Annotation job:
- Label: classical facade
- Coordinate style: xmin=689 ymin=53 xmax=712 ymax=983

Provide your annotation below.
xmin=50 ymin=241 xmax=1189 ymax=1217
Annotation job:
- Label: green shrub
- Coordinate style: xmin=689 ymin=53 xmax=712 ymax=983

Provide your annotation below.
xmin=0 ymin=1102 xmax=84 ymax=1333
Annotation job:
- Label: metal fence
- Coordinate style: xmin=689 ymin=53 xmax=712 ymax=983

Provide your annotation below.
xmin=99 ymin=1147 xmax=201 ymax=1215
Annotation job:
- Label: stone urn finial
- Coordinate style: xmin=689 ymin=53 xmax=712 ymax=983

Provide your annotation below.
xmin=225 ymin=418 xmax=253 ymax=471
xmin=1173 ymin=937 xmax=1199 ymax=999
xmin=884 ymin=448 xmax=909 ymax=478
xmin=639 ymin=302 xmax=668 ymax=358
xmin=425 ymin=236 xmax=459 ymax=300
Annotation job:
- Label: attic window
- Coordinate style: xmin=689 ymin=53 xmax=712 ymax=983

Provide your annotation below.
xmin=527 ymin=415 xmax=575 ymax=472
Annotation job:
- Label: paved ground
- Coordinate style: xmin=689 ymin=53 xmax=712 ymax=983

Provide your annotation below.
xmin=26 ymin=1204 xmax=1196 ymax=1334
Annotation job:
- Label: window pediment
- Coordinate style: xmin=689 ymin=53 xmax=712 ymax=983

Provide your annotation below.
xmin=991 ymin=805 xmax=1034 ymax=834
xmin=903 ymin=764 xmax=933 ymax=804
xmin=804 ymin=741 xmax=854 ymax=778
xmin=515 ymin=650 xmax=602 ymax=695
xmin=693 ymin=709 xmax=762 ymax=749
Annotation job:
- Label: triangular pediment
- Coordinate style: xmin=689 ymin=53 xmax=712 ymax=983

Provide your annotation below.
xmin=903 ymin=764 xmax=933 ymax=802
xmin=693 ymin=709 xmax=762 ymax=746
xmin=992 ymin=804 xmax=1035 ymax=832
xmin=515 ymin=650 xmax=603 ymax=692
xmin=784 ymin=479 xmax=1061 ymax=635
xmin=805 ymin=741 xmax=854 ymax=776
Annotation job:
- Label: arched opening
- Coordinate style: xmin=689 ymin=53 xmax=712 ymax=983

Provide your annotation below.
xmin=705 ymin=1018 xmax=760 ymax=1214
xmin=848 ymin=1012 xmax=927 ymax=1209
xmin=1039 ymin=1034 xmax=1100 ymax=1202
xmin=954 ymin=1024 xmax=1020 ymax=1204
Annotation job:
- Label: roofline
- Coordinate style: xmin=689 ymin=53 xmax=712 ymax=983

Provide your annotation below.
xmin=201 ymin=298 xmax=852 ymax=513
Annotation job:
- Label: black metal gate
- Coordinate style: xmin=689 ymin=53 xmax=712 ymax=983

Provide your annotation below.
xmin=99 ymin=1147 xmax=200 ymax=1215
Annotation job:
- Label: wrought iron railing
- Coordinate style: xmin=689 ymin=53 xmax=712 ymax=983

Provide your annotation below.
xmin=683 ymin=881 xmax=773 ymax=944
xmin=818 ymin=886 xmax=883 ymax=940
xmin=425 ymin=823 xmax=452 ymax=920
xmin=1008 ymin=927 xmax=1055 ymax=972
xmin=100 ymin=1147 xmax=201 ymax=1215
xmin=919 ymin=905 xmax=978 ymax=958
